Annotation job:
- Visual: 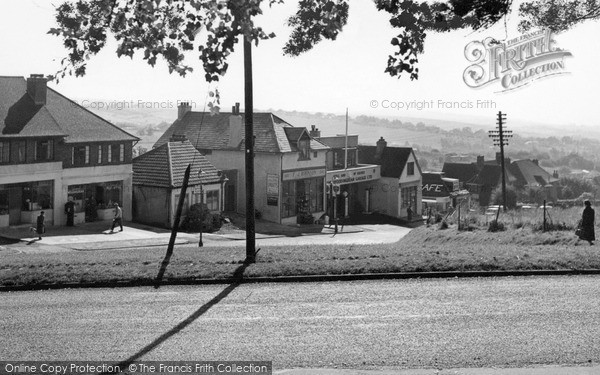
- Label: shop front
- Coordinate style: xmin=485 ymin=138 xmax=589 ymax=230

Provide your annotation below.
xmin=326 ymin=165 xmax=381 ymax=220
xmin=0 ymin=181 xmax=54 ymax=227
xmin=67 ymin=180 xmax=123 ymax=223
xmin=280 ymin=167 xmax=326 ymax=225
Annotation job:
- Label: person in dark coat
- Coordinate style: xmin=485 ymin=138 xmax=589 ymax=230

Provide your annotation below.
xmin=64 ymin=198 xmax=75 ymax=226
xmin=579 ymin=200 xmax=595 ymax=245
xmin=36 ymin=211 xmax=45 ymax=240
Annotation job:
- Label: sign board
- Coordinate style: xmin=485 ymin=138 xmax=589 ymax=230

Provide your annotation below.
xmin=282 ymin=168 xmax=326 ymax=181
xmin=266 ymin=174 xmax=279 ymax=206
xmin=327 ymin=166 xmax=380 ymax=185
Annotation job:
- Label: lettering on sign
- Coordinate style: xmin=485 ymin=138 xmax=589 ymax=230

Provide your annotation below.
xmin=282 ymin=168 xmax=326 ymax=181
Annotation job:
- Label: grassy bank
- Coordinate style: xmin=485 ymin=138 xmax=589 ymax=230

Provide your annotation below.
xmin=2 ymin=223 xmax=600 ymax=288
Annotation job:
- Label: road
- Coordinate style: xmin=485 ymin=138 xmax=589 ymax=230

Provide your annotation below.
xmin=2 ymin=276 xmax=600 ymax=371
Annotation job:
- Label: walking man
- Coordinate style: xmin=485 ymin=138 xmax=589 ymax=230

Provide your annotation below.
xmin=578 ymin=200 xmax=595 ymax=245
xmin=64 ymin=197 xmax=75 ymax=226
xmin=110 ymin=203 xmax=123 ymax=232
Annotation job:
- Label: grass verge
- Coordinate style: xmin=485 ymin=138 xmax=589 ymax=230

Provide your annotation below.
xmin=1 ymin=224 xmax=599 ymax=289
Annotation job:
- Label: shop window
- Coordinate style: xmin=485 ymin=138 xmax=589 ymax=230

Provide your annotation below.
xmin=401 ymin=185 xmax=418 ymax=209
xmin=407 ymin=162 xmax=415 ymax=176
xmin=35 ymin=140 xmax=54 ymax=161
xmin=206 ymin=190 xmax=219 ymax=211
xmin=24 ymin=181 xmax=54 ymax=210
xmin=281 ymin=177 xmax=324 ymax=218
xmin=0 ymin=142 xmax=9 ymax=163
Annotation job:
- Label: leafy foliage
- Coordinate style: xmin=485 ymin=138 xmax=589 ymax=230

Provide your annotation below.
xmin=519 ymin=0 xmax=600 ymax=32
xmin=48 ymin=0 xmax=600 ymax=83
xmin=180 ymin=203 xmax=222 ymax=232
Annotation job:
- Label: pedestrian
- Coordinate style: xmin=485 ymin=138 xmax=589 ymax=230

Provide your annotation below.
xmin=578 ymin=200 xmax=595 ymax=245
xmin=36 ymin=211 xmax=45 ymax=240
xmin=110 ymin=203 xmax=123 ymax=232
xmin=406 ymin=205 xmax=413 ymax=222
xmin=64 ymin=197 xmax=75 ymax=226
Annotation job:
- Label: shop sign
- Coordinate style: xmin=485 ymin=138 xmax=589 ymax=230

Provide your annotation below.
xmin=282 ymin=168 xmax=326 ymax=181
xmin=266 ymin=174 xmax=279 ymax=206
xmin=327 ymin=167 xmax=380 ymax=185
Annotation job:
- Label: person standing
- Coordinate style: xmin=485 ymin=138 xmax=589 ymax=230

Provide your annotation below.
xmin=406 ymin=205 xmax=413 ymax=222
xmin=64 ymin=197 xmax=75 ymax=226
xmin=36 ymin=211 xmax=45 ymax=240
xmin=110 ymin=203 xmax=123 ymax=232
xmin=579 ymin=200 xmax=595 ymax=245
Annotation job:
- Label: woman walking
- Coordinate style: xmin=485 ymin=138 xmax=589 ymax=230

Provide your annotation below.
xmin=578 ymin=200 xmax=595 ymax=245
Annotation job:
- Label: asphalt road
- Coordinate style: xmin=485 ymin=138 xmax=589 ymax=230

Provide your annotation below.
xmin=2 ymin=276 xmax=600 ymax=371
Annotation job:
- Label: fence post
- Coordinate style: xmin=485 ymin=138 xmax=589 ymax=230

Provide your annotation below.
xmin=543 ymin=199 xmax=547 ymax=232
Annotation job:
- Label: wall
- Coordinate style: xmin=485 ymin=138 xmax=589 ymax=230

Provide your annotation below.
xmin=366 ymin=177 xmax=400 ymax=216
xmin=133 ymin=186 xmax=169 ymax=227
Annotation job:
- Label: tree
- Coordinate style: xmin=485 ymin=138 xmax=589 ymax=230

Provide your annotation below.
xmin=48 ymin=0 xmax=600 ymax=83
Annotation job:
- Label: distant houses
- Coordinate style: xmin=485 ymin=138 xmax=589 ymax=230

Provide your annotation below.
xmin=0 ymin=74 xmax=139 ymax=228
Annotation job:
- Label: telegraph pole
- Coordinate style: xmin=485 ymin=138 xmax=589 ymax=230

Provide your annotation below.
xmin=488 ymin=111 xmax=512 ymax=210
xmin=244 ymin=36 xmax=256 ymax=263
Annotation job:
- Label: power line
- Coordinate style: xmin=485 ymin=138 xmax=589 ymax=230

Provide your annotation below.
xmin=489 ymin=111 xmax=512 ymax=210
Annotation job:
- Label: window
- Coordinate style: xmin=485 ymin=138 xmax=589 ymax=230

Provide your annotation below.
xmin=206 ymin=190 xmax=219 ymax=211
xmin=0 ymin=142 xmax=9 ymax=163
xmin=401 ymin=185 xmax=418 ymax=209
xmin=298 ymin=139 xmax=310 ymax=160
xmin=107 ymin=145 xmax=112 ymax=163
xmin=281 ymin=177 xmax=324 ymax=218
xmin=174 ymin=193 xmax=190 ymax=215
xmin=72 ymin=145 xmax=89 ymax=166
xmin=16 ymin=141 xmax=26 ymax=163
xmin=98 ymin=145 xmax=102 ymax=163
xmin=119 ymin=144 xmax=124 ymax=162
xmin=111 ymin=144 xmax=120 ymax=163
xmin=35 ymin=140 xmax=54 ymax=161
xmin=407 ymin=162 xmax=415 ymax=176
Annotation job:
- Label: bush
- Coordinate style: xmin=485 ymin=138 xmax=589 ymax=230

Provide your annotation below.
xmin=180 ymin=203 xmax=223 ymax=233
xmin=488 ymin=220 xmax=505 ymax=232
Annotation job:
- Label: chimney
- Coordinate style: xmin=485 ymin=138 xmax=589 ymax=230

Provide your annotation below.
xmin=476 ymin=155 xmax=484 ymax=170
xmin=26 ymin=74 xmax=47 ymax=106
xmin=228 ymin=112 xmax=243 ymax=148
xmin=178 ymin=101 xmax=191 ymax=120
xmin=170 ymin=134 xmax=187 ymax=142
xmin=309 ymin=125 xmax=321 ymax=138
xmin=375 ymin=136 xmax=387 ymax=159
xmin=553 ymin=170 xmax=559 ymax=179
xmin=532 ymin=159 xmax=539 ymax=166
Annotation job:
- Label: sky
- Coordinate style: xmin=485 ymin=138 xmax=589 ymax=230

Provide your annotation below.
xmin=1 ymin=0 xmax=599 ymax=132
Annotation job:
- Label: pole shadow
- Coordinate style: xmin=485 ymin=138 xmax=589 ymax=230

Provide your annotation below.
xmin=101 ymin=262 xmax=251 ymax=375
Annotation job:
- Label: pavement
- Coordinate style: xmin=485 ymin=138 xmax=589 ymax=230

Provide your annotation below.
xmin=0 ymin=216 xmax=408 ymax=253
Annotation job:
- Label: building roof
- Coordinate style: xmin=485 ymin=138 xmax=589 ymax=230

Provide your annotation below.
xmin=442 ymin=162 xmax=480 ymax=184
xmin=357 ymin=145 xmax=415 ymax=178
xmin=509 ymin=159 xmax=558 ymax=187
xmin=474 ymin=164 xmax=515 ymax=187
xmin=133 ymin=139 xmax=222 ymax=188
xmin=153 ymin=111 xmax=328 ymax=153
xmin=0 ymin=76 xmax=139 ymax=143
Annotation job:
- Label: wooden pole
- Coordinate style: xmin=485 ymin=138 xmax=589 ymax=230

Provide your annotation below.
xmin=244 ymin=36 xmax=256 ymax=263
xmin=155 ymin=164 xmax=191 ymax=288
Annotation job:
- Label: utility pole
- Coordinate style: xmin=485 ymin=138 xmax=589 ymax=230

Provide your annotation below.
xmin=244 ymin=36 xmax=256 ymax=264
xmin=489 ymin=111 xmax=512 ymax=211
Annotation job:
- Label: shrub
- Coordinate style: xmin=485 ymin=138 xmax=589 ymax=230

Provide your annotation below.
xmin=488 ymin=220 xmax=505 ymax=232
xmin=180 ymin=203 xmax=223 ymax=233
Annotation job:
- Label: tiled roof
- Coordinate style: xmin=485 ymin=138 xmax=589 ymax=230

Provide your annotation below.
xmin=133 ymin=139 xmax=222 ymax=188
xmin=442 ymin=163 xmax=479 ymax=184
xmin=0 ymin=76 xmax=139 ymax=142
xmin=154 ymin=111 xmax=328 ymax=153
xmin=509 ymin=159 xmax=558 ymax=187
xmin=358 ymin=145 xmax=414 ymax=178
xmin=475 ymin=164 xmax=515 ymax=186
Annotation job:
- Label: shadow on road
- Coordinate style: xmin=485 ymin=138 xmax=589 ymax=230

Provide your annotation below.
xmin=101 ymin=262 xmax=250 ymax=374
